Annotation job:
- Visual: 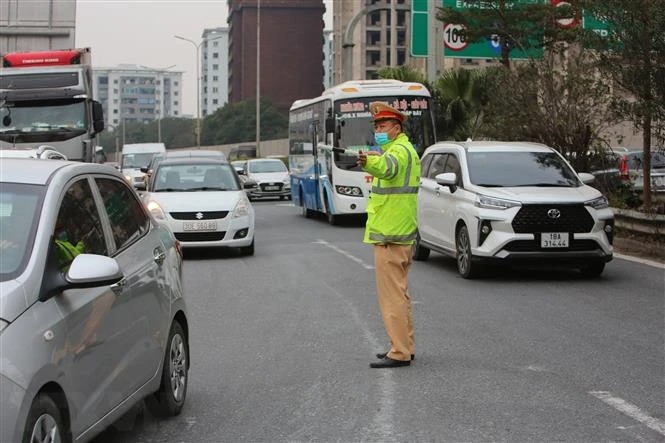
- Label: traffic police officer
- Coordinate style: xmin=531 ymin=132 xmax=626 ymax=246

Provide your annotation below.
xmin=358 ymin=101 xmax=420 ymax=368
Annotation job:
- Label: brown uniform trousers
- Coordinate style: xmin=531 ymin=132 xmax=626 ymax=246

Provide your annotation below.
xmin=374 ymin=243 xmax=415 ymax=362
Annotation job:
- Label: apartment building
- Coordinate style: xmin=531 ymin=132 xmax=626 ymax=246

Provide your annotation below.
xmin=332 ymin=0 xmax=417 ymax=84
xmin=92 ymin=65 xmax=183 ymax=127
xmin=201 ymin=27 xmax=229 ymax=116
xmin=227 ymin=0 xmax=326 ymax=112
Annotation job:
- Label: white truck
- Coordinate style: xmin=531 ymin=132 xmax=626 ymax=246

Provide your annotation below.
xmin=0 ymin=47 xmax=105 ymax=162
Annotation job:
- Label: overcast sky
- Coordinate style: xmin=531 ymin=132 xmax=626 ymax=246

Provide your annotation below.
xmin=75 ymin=0 xmax=332 ymax=117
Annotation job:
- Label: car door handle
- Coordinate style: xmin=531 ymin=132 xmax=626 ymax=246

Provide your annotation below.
xmin=153 ymin=247 xmax=166 ymax=265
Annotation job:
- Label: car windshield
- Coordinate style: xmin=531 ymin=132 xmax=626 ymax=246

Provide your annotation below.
xmin=626 ymin=152 xmax=665 ymax=169
xmin=248 ymin=160 xmax=287 ymax=173
xmin=467 ymin=151 xmax=581 ymax=187
xmin=153 ymin=163 xmax=240 ymax=192
xmin=0 ymin=183 xmax=45 ymax=281
xmin=122 ymin=153 xmax=156 ymax=169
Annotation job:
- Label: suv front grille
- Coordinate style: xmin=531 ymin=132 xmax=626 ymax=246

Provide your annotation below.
xmin=170 ymin=211 xmax=228 ymax=220
xmin=512 ymin=204 xmax=594 ymax=233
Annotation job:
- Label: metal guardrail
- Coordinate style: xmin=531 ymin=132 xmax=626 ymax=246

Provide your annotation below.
xmin=612 ymin=207 xmax=665 ymax=235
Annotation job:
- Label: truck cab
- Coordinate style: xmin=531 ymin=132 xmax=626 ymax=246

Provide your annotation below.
xmin=0 ymin=48 xmax=104 ymax=162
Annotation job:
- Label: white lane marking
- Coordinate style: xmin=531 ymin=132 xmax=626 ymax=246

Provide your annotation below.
xmin=321 ymin=280 xmax=396 ymax=442
xmin=589 ymin=391 xmax=665 ymax=436
xmin=614 ymin=253 xmax=665 ymax=269
xmin=314 ymin=239 xmax=374 ymax=270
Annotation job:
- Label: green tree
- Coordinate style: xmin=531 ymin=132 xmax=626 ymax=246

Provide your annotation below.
xmin=480 ymin=47 xmax=619 ymax=174
xmin=436 ymin=0 xmax=578 ymax=68
xmin=579 ymin=0 xmax=665 ymax=206
xmin=376 ymin=65 xmax=426 ymax=83
xmin=202 ymin=98 xmax=288 ymax=145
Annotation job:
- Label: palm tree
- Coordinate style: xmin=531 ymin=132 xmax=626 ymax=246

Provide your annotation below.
xmin=433 ymin=68 xmax=490 ymax=140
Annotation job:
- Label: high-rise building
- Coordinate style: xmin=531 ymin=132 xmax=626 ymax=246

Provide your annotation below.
xmin=227 ymin=0 xmax=326 ymax=111
xmin=201 ymin=27 xmax=229 ymax=117
xmin=333 ymin=0 xmax=424 ymax=84
xmin=92 ymin=66 xmax=183 ymax=127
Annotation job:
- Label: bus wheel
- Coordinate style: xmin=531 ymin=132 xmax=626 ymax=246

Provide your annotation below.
xmin=323 ymin=195 xmax=337 ymax=225
xmin=327 ymin=212 xmax=338 ymax=225
xmin=300 ymin=190 xmax=313 ymax=218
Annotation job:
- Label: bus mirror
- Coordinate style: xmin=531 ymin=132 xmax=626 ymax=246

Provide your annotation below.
xmin=92 ymin=101 xmax=105 ymax=133
xmin=325 ymin=116 xmax=335 ymax=134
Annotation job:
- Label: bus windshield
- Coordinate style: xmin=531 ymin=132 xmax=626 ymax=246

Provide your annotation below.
xmin=334 ymin=96 xmax=434 ymax=171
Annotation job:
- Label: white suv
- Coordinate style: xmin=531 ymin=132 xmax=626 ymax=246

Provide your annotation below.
xmin=415 ymin=141 xmax=614 ymax=278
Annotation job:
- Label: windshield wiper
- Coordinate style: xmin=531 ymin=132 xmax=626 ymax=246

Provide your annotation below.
xmin=186 ymin=186 xmax=230 ymax=191
xmin=474 ymin=183 xmax=505 ymax=187
xmin=155 ymin=188 xmax=183 ymax=192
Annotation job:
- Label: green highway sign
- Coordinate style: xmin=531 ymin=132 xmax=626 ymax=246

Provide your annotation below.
xmin=442 ymin=0 xmax=543 ymax=60
xmin=582 ymin=11 xmax=611 ymax=37
xmin=410 ymin=0 xmax=429 ymax=57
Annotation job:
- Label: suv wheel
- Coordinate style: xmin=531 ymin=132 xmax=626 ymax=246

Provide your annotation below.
xmin=456 ymin=224 xmax=479 ymax=279
xmin=413 ymin=232 xmax=430 ymax=261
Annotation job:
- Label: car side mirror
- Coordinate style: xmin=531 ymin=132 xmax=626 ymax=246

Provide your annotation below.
xmin=578 ymin=172 xmax=595 ymax=184
xmin=135 ymin=181 xmax=146 ymax=191
xmin=435 ymin=172 xmax=458 ymax=193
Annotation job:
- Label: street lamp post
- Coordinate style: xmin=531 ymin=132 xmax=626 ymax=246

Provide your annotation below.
xmin=174 ymin=35 xmax=202 ymax=148
xmin=256 ymin=0 xmax=261 ymax=158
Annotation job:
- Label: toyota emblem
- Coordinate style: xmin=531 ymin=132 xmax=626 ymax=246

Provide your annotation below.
xmin=547 ymin=208 xmax=561 ymax=219
xmin=196 ymin=212 xmax=204 ymax=220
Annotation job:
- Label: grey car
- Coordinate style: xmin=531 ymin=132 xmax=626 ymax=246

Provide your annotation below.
xmin=0 ymin=159 xmax=189 ymax=442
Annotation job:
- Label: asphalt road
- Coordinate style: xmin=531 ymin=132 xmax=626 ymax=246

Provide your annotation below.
xmin=95 ymin=199 xmax=665 ymax=442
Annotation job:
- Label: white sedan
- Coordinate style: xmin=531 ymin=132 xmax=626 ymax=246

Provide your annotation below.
xmin=143 ymin=158 xmax=255 ymax=255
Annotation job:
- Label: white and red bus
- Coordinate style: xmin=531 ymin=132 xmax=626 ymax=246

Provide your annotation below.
xmin=288 ymin=79 xmax=436 ymax=224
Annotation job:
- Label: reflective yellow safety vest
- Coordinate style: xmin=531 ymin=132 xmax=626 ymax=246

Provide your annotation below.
xmin=362 ymin=132 xmax=421 ymax=245
xmin=55 ymin=239 xmax=85 ymax=271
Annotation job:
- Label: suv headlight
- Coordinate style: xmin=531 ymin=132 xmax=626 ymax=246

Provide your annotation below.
xmin=475 ymin=194 xmax=521 ymax=210
xmin=585 ymin=196 xmax=609 ymax=209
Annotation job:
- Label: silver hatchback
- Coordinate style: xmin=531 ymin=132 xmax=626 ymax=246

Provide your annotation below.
xmin=0 ymin=159 xmax=189 ymax=442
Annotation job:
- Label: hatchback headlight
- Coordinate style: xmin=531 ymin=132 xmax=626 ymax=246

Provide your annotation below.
xmin=146 ymin=200 xmax=166 ymax=219
xmin=475 ymin=194 xmax=521 ymax=210
xmin=233 ymin=196 xmax=250 ymax=218
xmin=585 ymin=196 xmax=609 ymax=209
